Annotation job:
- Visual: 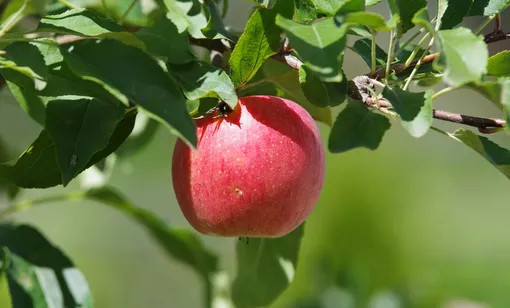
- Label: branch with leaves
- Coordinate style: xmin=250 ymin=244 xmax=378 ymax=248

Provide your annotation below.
xmin=2 ymin=1 xmax=510 ymax=308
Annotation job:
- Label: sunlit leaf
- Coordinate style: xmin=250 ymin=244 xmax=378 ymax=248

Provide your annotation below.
xmin=276 ymin=16 xmax=347 ymax=82
xmin=469 ymin=0 xmax=510 ymax=15
xmin=38 ymin=8 xmax=145 ymax=49
xmin=383 ymin=87 xmax=433 ymax=137
xmin=487 ymin=51 xmax=510 ymax=77
xmin=436 ymin=27 xmax=488 ymax=86
xmin=448 ymin=129 xmax=510 ymax=179
xmin=169 ymin=61 xmax=238 ymax=108
xmin=230 ymin=0 xmax=293 ymax=88
xmin=0 ymin=224 xmax=93 ymax=307
xmin=164 ymin=0 xmax=231 ymax=40
xmin=63 ymin=39 xmax=196 ymax=148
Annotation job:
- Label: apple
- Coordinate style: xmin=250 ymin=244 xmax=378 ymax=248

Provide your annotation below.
xmin=172 ymin=95 xmax=325 ymax=237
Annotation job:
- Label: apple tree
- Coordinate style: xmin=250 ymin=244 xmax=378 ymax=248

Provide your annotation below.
xmin=0 ymin=0 xmax=509 ymax=307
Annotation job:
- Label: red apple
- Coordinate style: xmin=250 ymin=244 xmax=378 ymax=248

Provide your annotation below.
xmin=172 ymin=95 xmax=325 ymax=237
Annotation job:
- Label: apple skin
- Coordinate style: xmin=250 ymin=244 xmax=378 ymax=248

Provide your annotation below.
xmin=172 ymin=95 xmax=325 ymax=237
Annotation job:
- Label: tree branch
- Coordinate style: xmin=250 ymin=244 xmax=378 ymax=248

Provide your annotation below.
xmin=432 ymin=110 xmax=506 ymax=133
xmin=350 ymin=76 xmax=507 ymax=133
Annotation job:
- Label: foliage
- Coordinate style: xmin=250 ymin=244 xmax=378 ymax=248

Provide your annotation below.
xmin=0 ymin=0 xmax=510 ymax=307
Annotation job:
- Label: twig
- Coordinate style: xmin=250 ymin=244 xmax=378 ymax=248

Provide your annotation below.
xmin=432 ymin=110 xmax=506 ymax=133
xmin=403 ymin=37 xmax=435 ymax=90
xmin=348 ymin=77 xmax=507 ymax=133
xmin=484 ymin=30 xmax=510 ymax=43
xmin=495 ymin=13 xmax=501 ymax=31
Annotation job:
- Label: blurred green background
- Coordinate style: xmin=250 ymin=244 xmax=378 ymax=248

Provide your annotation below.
xmin=1 ymin=1 xmax=510 ymax=307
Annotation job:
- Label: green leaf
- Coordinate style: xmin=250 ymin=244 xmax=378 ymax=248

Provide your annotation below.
xmin=38 ymin=8 xmax=145 ymax=49
xmin=229 ymin=1 xmax=293 ymax=88
xmin=366 ymin=0 xmax=383 ymax=5
xmin=1 ymin=42 xmax=48 ymax=90
xmin=201 ymin=1 xmax=233 ymax=39
xmin=401 ymin=90 xmax=433 ymax=138
xmin=86 ymin=110 xmax=137 ymax=166
xmin=63 ymin=39 xmax=196 ymax=148
xmin=170 ymin=61 xmax=238 ymax=108
xmin=232 ymin=225 xmax=304 ymax=308
xmin=0 ymin=0 xmax=47 ymax=25
xmin=487 ymin=51 xmax=510 ymax=77
xmin=0 ymin=0 xmax=27 ymax=32
xmin=276 ymin=16 xmax=347 ymax=82
xmin=448 ymin=129 xmax=510 ymax=179
xmin=164 ymin=0 xmax=231 ymax=40
xmin=383 ymin=87 xmax=433 ymax=137
xmin=263 ymin=59 xmax=333 ymax=126
xmin=7 ymin=130 xmax=61 ymax=189
xmin=40 ymin=66 xmax=127 ymax=105
xmin=0 ymin=224 xmax=93 ymax=307
xmin=328 ymin=99 xmax=391 ymax=153
xmin=468 ymin=79 xmax=504 ymax=108
xmin=382 ymin=87 xmax=426 ymax=121
xmin=4 ymin=79 xmax=46 ymax=126
xmin=298 ymin=65 xmax=347 ymax=107
xmin=388 ymin=0 xmax=426 ymax=35
xmin=294 ymin=0 xmax=318 ymax=23
xmin=338 ymin=11 xmax=397 ymax=32
xmin=502 ymin=78 xmax=510 ymax=132
xmin=469 ymin=0 xmax=510 ymax=15
xmin=7 ymin=112 xmax=136 ymax=189
xmin=437 ymin=27 xmax=488 ymax=86
xmin=84 ymin=186 xmax=218 ymax=304
xmin=411 ymin=7 xmax=435 ymax=36
xmin=312 ymin=0 xmax=364 ymax=15
xmin=438 ymin=0 xmax=473 ymax=29
xmin=352 ymin=38 xmax=388 ymax=68
xmin=0 ymin=139 xmax=19 ymax=201
xmin=45 ymin=98 xmax=125 ymax=186
xmin=135 ymin=16 xmax=195 ymax=64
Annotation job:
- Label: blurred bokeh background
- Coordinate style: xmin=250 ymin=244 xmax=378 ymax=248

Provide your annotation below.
xmin=1 ymin=0 xmax=510 ymax=307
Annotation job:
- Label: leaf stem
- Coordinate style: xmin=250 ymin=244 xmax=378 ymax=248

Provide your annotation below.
xmin=0 ymin=1 xmax=27 ymax=39
xmin=120 ymin=0 xmax=137 ymax=25
xmin=403 ymin=32 xmax=430 ymax=69
xmin=431 ymin=85 xmax=459 ymax=100
xmin=475 ymin=15 xmax=496 ymax=34
xmin=370 ymin=30 xmax=377 ymax=76
xmin=403 ymin=37 xmax=435 ymax=91
xmin=0 ymin=192 xmax=86 ymax=218
xmin=393 ymin=28 xmax=424 ymax=60
xmin=384 ymin=30 xmax=395 ymax=85
xmin=495 ymin=13 xmax=501 ymax=31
